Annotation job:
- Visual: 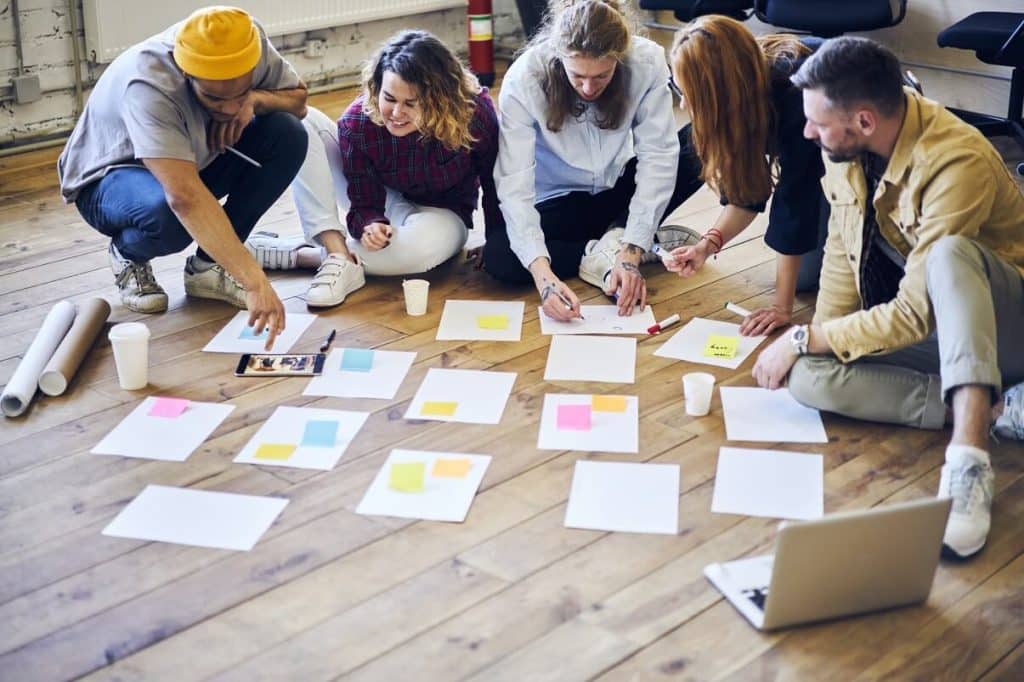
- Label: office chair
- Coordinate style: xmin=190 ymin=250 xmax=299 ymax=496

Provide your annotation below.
xmin=638 ymin=1 xmax=753 ymax=24
xmin=938 ymin=12 xmax=1024 ymax=175
xmin=753 ymin=0 xmax=907 ymax=38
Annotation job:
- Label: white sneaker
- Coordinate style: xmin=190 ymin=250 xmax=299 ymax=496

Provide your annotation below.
xmin=578 ymin=227 xmax=624 ymax=290
xmin=244 ymin=231 xmax=313 ymax=270
xmin=306 ymin=254 xmax=365 ymax=308
xmin=993 ymin=383 xmax=1024 ymax=440
xmin=107 ymin=242 xmax=168 ymax=313
xmin=937 ymin=444 xmax=994 ymax=558
xmin=184 ymin=256 xmax=247 ymax=308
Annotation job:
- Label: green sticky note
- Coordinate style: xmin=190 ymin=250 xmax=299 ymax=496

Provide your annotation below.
xmin=389 ymin=461 xmax=426 ymax=493
xmin=477 ymin=314 xmax=509 ymax=330
xmin=704 ymin=335 xmax=739 ymax=359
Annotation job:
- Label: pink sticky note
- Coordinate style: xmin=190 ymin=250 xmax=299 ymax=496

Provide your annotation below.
xmin=557 ymin=404 xmax=592 ymax=431
xmin=148 ymin=397 xmax=190 ymax=418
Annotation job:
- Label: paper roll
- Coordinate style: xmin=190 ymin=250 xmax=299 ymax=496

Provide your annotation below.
xmin=39 ymin=297 xmax=111 ymax=397
xmin=1 ymin=300 xmax=77 ymax=417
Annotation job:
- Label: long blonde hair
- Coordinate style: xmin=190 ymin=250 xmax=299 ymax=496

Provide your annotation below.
xmin=361 ymin=30 xmax=481 ymax=150
xmin=671 ymin=16 xmax=809 ymax=206
xmin=529 ymin=0 xmax=637 ymax=132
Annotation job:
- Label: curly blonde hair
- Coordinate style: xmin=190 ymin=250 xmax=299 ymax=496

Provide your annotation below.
xmin=361 ymin=30 xmax=482 ymax=150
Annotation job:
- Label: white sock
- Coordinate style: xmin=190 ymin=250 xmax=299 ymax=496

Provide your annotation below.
xmin=945 ymin=443 xmax=990 ymax=467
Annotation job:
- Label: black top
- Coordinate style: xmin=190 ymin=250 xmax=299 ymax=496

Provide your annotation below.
xmin=858 ymin=152 xmax=904 ymax=309
xmin=722 ymin=37 xmax=826 ymax=256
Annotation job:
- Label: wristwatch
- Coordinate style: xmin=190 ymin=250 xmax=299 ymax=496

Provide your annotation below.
xmin=789 ymin=324 xmax=809 ymax=356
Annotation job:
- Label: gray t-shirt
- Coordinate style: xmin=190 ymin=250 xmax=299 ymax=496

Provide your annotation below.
xmin=58 ymin=20 xmax=300 ymax=202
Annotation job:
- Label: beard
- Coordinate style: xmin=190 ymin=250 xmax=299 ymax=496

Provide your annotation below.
xmin=814 ymin=130 xmax=865 ymax=163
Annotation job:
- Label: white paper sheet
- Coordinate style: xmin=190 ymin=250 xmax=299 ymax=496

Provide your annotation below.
xmin=91 ymin=397 xmax=235 ymax=461
xmin=720 ymin=387 xmax=829 ymax=443
xmin=303 ymin=348 xmax=416 ymax=400
xmin=538 ymin=305 xmax=656 ymax=335
xmin=564 ymin=460 xmax=680 ymax=535
xmin=355 ymin=449 xmax=491 ymax=522
xmin=712 ymin=447 xmax=824 ymax=520
xmin=102 ymin=485 xmax=288 ymax=551
xmin=536 ymin=393 xmax=639 ymax=453
xmin=202 ymin=311 xmax=317 ymax=354
xmin=404 ymin=368 xmax=517 ymax=424
xmin=544 ymin=335 xmax=636 ymax=384
xmin=233 ymin=405 xmax=370 ymax=470
xmin=436 ymin=300 xmax=525 ymax=342
xmin=653 ymin=317 xmax=767 ymax=369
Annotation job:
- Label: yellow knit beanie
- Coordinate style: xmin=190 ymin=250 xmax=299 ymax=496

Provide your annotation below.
xmin=173 ymin=6 xmax=261 ymax=80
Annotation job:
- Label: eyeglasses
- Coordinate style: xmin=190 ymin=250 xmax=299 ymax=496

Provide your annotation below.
xmin=667 ymin=75 xmax=683 ymax=99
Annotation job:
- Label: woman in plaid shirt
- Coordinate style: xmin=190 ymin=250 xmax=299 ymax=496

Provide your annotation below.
xmin=246 ymin=30 xmax=501 ymax=308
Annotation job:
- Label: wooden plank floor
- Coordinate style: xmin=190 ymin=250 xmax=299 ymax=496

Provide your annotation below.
xmin=1 ymin=89 xmax=1023 ymax=681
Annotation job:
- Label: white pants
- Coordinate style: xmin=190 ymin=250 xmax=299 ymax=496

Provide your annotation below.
xmin=292 ymin=106 xmax=468 ymax=276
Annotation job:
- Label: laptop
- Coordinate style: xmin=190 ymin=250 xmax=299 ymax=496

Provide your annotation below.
xmin=704 ymin=497 xmax=952 ymax=631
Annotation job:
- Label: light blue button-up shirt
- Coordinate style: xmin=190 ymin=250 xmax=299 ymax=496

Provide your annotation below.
xmin=495 ymin=35 xmax=680 ymax=269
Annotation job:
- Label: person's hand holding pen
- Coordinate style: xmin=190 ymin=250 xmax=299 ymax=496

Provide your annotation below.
xmin=529 ymin=258 xmax=581 ymax=321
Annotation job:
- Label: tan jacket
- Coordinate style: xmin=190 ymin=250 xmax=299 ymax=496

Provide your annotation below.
xmin=815 ymin=88 xmax=1024 ymax=363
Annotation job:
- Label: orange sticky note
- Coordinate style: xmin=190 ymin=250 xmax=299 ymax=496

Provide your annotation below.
xmin=421 ymin=401 xmax=458 ymax=417
xmin=254 ymin=443 xmax=297 ymax=461
xmin=591 ymin=395 xmax=628 ymax=413
xmin=477 ymin=314 xmax=509 ymax=330
xmin=389 ymin=461 xmax=426 ymax=492
xmin=431 ymin=457 xmax=473 ymax=478
xmin=704 ymin=335 xmax=739 ymax=359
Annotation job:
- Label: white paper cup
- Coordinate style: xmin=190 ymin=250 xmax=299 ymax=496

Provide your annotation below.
xmin=682 ymin=372 xmax=716 ymax=416
xmin=402 ymin=279 xmax=430 ymax=316
xmin=108 ymin=322 xmax=151 ymax=390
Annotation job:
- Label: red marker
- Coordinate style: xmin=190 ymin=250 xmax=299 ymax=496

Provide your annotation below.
xmin=647 ymin=313 xmax=680 ymax=335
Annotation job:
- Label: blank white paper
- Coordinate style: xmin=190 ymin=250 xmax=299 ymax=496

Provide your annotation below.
xmin=404 ymin=368 xmax=517 ymax=424
xmin=436 ymin=300 xmax=525 ymax=342
xmin=653 ymin=317 xmax=767 ymax=369
xmin=356 ymin=449 xmax=491 ymax=522
xmin=202 ymin=310 xmax=317 ymax=354
xmin=234 ymin=405 xmax=370 ymax=470
xmin=536 ymin=393 xmax=639 ymax=453
xmin=538 ymin=305 xmax=656 ymax=335
xmin=720 ymin=387 xmax=828 ymax=443
xmin=303 ymin=348 xmax=416 ymax=400
xmin=102 ymin=485 xmax=288 ymax=551
xmin=712 ymin=447 xmax=824 ymax=520
xmin=544 ymin=335 xmax=636 ymax=384
xmin=91 ymin=398 xmax=235 ymax=461
xmin=564 ymin=460 xmax=679 ymax=535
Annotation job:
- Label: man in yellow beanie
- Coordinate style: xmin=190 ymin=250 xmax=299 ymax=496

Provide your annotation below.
xmin=58 ymin=6 xmax=308 ymax=348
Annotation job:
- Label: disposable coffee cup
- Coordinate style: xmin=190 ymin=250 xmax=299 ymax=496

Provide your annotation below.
xmin=682 ymin=372 xmax=716 ymax=416
xmin=402 ymin=279 xmax=430 ymax=316
xmin=108 ymin=322 xmax=151 ymax=390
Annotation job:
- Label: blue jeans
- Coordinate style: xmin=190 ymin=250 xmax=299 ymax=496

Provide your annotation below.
xmin=75 ymin=111 xmax=308 ymax=263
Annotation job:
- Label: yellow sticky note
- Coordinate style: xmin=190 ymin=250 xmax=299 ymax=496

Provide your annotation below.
xmin=704 ymin=335 xmax=739 ymax=359
xmin=254 ymin=443 xmax=297 ymax=461
xmin=389 ymin=461 xmax=426 ymax=492
xmin=477 ymin=314 xmax=509 ymax=330
xmin=421 ymin=401 xmax=458 ymax=417
xmin=432 ymin=457 xmax=473 ymax=478
xmin=592 ymin=395 xmax=628 ymax=413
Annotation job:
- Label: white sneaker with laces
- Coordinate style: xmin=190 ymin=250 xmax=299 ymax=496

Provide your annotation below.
xmin=244 ymin=231 xmax=313 ymax=270
xmin=184 ymin=255 xmax=247 ymax=308
xmin=937 ymin=444 xmax=994 ymax=558
xmin=578 ymin=227 xmax=625 ymax=289
xmin=108 ymin=242 xmax=168 ymax=313
xmin=306 ymin=254 xmax=366 ymax=308
xmin=993 ymin=383 xmax=1024 ymax=440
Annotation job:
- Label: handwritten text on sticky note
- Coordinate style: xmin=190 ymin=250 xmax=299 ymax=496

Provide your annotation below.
xmin=704 ymin=335 xmax=739 ymax=359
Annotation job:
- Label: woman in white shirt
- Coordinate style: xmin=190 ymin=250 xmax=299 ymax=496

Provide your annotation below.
xmin=486 ymin=0 xmax=699 ymax=320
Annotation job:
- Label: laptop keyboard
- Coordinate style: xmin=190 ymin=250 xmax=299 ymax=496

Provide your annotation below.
xmin=742 ymin=586 xmax=770 ymax=611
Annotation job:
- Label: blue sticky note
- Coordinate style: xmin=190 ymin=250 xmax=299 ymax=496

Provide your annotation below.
xmin=239 ymin=325 xmax=268 ymax=340
xmin=341 ymin=348 xmax=374 ymax=372
xmin=301 ymin=420 xmax=338 ymax=448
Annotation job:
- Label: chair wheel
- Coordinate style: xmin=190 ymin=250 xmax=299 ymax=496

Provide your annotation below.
xmin=1018 ymin=161 xmax=1024 ymax=176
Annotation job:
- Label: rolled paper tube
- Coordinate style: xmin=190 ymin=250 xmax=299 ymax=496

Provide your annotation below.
xmin=39 ymin=297 xmax=111 ymax=396
xmin=1 ymin=300 xmax=77 ymax=417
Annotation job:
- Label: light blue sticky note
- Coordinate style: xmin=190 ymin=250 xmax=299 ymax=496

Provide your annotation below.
xmin=341 ymin=348 xmax=374 ymax=372
xmin=301 ymin=420 xmax=338 ymax=448
xmin=239 ymin=325 xmax=268 ymax=340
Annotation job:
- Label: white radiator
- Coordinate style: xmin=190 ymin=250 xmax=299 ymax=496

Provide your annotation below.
xmin=83 ymin=0 xmax=467 ymax=63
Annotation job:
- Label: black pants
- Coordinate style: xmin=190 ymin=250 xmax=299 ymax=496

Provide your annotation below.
xmin=483 ymin=125 xmax=703 ymax=284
